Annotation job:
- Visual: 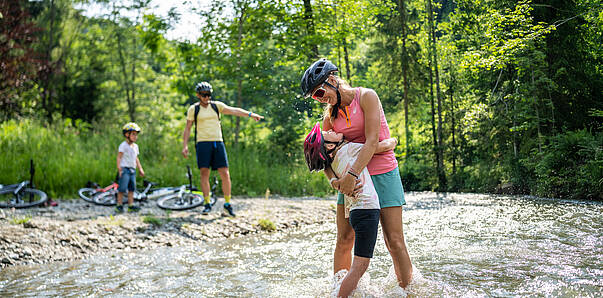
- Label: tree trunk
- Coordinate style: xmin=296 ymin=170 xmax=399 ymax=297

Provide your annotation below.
xmin=234 ymin=3 xmax=246 ymax=145
xmin=41 ymin=0 xmax=56 ymax=123
xmin=450 ymin=83 xmax=456 ymax=179
xmin=334 ymin=1 xmax=341 ymax=68
xmin=303 ymin=0 xmax=319 ymax=60
xmin=532 ymin=71 xmax=542 ymax=153
xmin=427 ymin=0 xmax=446 ymax=190
xmin=428 ymin=51 xmax=438 ymax=183
xmin=398 ymin=0 xmax=410 ymax=159
xmin=130 ymin=34 xmax=137 ymax=121
xmin=343 ymin=36 xmax=351 ymax=83
xmin=116 ymin=30 xmax=133 ymax=120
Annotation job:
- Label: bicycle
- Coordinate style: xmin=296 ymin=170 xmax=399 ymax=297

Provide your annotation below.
xmin=156 ymin=165 xmax=218 ymax=210
xmin=77 ymin=179 xmax=119 ymax=204
xmin=91 ymin=166 xmax=216 ymax=209
xmin=0 ymin=160 xmax=48 ymax=208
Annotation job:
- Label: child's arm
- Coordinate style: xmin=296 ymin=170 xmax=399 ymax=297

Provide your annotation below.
xmin=136 ymin=157 xmax=145 ymax=177
xmin=375 ymin=137 xmax=398 ymax=153
xmin=117 ymin=152 xmax=123 ymax=177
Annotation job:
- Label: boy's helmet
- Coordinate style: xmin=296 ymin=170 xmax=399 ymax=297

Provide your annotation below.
xmin=195 ymin=82 xmax=213 ymax=93
xmin=122 ymin=122 xmax=141 ymax=135
xmin=301 ymin=58 xmax=338 ymax=98
xmin=304 ymin=122 xmax=331 ymax=171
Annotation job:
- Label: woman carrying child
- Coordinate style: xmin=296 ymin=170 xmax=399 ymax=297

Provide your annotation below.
xmin=301 ymin=58 xmax=413 ymax=289
xmin=304 ymin=122 xmax=397 ymax=296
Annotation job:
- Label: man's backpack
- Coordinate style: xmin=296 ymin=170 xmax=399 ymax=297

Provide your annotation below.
xmin=193 ymin=102 xmax=220 ymax=144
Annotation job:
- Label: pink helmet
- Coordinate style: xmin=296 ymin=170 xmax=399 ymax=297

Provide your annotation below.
xmin=304 ymin=122 xmax=330 ymax=171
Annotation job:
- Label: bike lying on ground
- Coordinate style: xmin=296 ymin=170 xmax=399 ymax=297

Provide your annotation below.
xmin=0 ymin=160 xmax=48 ymax=208
xmin=156 ymin=165 xmax=218 ymax=211
xmin=77 ymin=179 xmax=119 ymax=204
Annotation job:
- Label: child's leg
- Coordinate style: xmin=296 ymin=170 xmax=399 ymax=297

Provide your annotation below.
xmin=127 ymin=191 xmax=134 ymax=205
xmin=338 ymin=256 xmax=370 ymax=297
xmin=339 ymin=209 xmax=380 ymax=297
xmin=117 ymin=192 xmax=123 ymax=205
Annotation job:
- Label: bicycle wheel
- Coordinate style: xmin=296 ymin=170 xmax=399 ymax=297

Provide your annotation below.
xmin=78 ymin=188 xmax=97 ymax=203
xmin=0 ymin=187 xmax=48 ymax=208
xmin=93 ymin=191 xmax=118 ymax=206
xmin=156 ymin=192 xmax=204 ymax=210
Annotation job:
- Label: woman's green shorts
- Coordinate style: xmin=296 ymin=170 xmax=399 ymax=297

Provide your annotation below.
xmin=337 ymin=167 xmax=406 ymax=208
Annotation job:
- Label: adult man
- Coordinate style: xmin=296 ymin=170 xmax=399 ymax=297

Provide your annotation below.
xmin=182 ymin=82 xmax=264 ymax=216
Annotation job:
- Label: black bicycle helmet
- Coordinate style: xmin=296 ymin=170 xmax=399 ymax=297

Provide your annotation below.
xmin=195 ymin=82 xmax=213 ymax=93
xmin=301 ymin=58 xmax=338 ymax=97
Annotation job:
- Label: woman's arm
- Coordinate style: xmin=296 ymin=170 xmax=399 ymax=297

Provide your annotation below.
xmin=338 ymin=89 xmax=381 ymax=196
xmin=376 ymin=137 xmax=397 ymax=153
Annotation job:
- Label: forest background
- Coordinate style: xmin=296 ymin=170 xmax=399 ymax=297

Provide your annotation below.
xmin=1 ymin=0 xmax=601 ymax=200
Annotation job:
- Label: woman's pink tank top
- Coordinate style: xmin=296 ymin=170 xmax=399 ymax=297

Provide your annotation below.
xmin=332 ymin=88 xmax=398 ymax=175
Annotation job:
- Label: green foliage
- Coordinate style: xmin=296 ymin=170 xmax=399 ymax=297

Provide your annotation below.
xmin=0 ymin=0 xmax=600 ymax=200
xmin=9 ymin=215 xmax=32 ymax=225
xmin=258 ymin=218 xmax=276 ymax=231
xmin=142 ymin=215 xmax=162 ymax=226
xmin=526 ymin=130 xmax=603 ymax=200
xmin=0 ymin=119 xmax=332 ymax=198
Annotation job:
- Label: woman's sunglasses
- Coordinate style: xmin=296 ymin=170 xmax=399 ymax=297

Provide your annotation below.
xmin=199 ymin=93 xmax=211 ymax=98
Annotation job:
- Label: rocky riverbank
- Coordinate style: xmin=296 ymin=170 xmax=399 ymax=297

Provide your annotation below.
xmin=0 ymin=197 xmax=336 ymax=268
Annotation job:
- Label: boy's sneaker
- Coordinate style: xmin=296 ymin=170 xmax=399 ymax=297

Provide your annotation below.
xmin=115 ymin=205 xmax=124 ymax=213
xmin=127 ymin=205 xmax=140 ymax=212
xmin=223 ymin=203 xmax=236 ymax=217
xmin=202 ymin=203 xmax=212 ymax=215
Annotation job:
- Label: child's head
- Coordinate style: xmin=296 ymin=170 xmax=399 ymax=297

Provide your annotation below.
xmin=303 ymin=123 xmax=344 ymax=171
xmin=122 ymin=122 xmax=141 ymax=143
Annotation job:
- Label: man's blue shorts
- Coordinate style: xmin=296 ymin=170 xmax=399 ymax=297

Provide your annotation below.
xmin=337 ymin=167 xmax=406 ymax=208
xmin=118 ymin=167 xmax=136 ymax=193
xmin=196 ymin=141 xmax=229 ymax=170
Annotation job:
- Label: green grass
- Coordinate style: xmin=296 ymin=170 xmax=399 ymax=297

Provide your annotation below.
xmin=0 ymin=119 xmax=333 ymax=199
xmin=257 ymin=218 xmax=276 ymax=231
xmin=142 ymin=215 xmax=162 ymax=226
xmin=9 ymin=215 xmax=32 ymax=225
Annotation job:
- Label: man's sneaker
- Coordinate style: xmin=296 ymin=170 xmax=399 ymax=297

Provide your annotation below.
xmin=202 ymin=203 xmax=212 ymax=215
xmin=127 ymin=205 xmax=140 ymax=212
xmin=115 ymin=205 xmax=124 ymax=213
xmin=223 ymin=203 xmax=236 ymax=217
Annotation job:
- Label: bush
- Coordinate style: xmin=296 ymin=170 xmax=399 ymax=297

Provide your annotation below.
xmin=0 ymin=119 xmax=331 ymax=199
xmin=528 ymin=130 xmax=602 ymax=200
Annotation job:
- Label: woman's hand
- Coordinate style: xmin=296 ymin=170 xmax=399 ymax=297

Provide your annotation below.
xmin=337 ymin=173 xmax=363 ymax=197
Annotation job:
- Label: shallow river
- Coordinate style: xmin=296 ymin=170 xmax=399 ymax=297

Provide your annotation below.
xmin=1 ymin=193 xmax=601 ymax=297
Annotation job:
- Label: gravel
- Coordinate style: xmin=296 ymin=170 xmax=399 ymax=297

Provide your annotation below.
xmin=0 ymin=196 xmax=336 ymax=268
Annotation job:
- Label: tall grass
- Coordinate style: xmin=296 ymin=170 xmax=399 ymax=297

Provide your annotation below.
xmin=0 ymin=120 xmax=331 ymax=199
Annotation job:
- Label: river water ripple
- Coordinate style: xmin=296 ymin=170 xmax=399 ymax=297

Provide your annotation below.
xmin=1 ymin=192 xmax=601 ymax=297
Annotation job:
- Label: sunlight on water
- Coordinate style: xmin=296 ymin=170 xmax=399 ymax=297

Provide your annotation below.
xmin=0 ymin=193 xmax=601 ymax=297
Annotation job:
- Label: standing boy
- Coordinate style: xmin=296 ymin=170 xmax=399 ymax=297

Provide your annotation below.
xmin=116 ymin=122 xmax=145 ymax=213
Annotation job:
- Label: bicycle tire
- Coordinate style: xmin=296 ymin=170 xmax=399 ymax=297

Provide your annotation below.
xmin=0 ymin=187 xmax=48 ymax=208
xmin=93 ymin=191 xmax=119 ymax=206
xmin=78 ymin=187 xmax=97 ymax=203
xmin=94 ymin=190 xmax=142 ymax=206
xmin=156 ymin=192 xmax=204 ymax=210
